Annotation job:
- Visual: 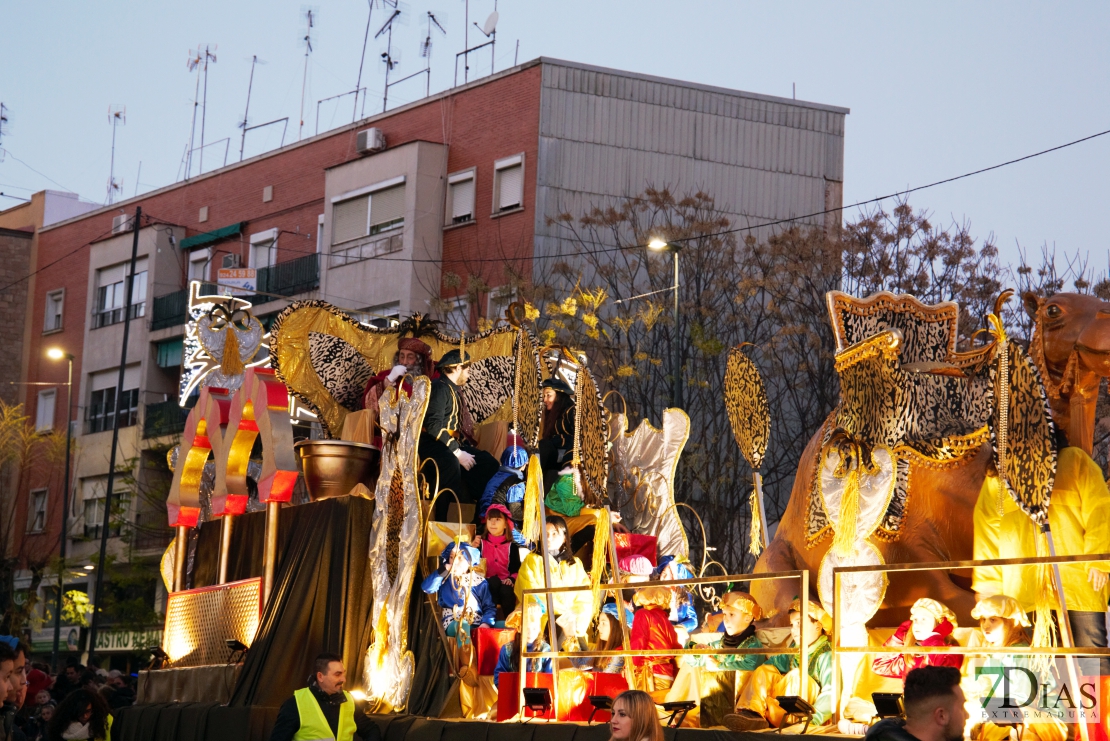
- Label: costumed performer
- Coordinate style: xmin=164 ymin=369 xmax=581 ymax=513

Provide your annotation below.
xmin=653 ymin=555 xmax=699 ymax=642
xmin=629 ymin=586 xmax=682 ymax=697
xmin=973 ymin=446 xmax=1110 ymax=660
xmin=420 ymin=541 xmax=496 ymax=634
xmin=590 ymin=612 xmax=627 ymax=674
xmin=602 ymin=556 xmax=650 ymax=628
xmin=494 ymin=607 xmax=552 ymax=688
xmin=962 ymin=595 xmax=1065 ymax=741
xmin=726 ymin=598 xmax=834 ymax=731
xmin=873 ymin=598 xmax=963 ymax=678
xmin=477 ymin=436 xmax=531 ymax=547
xmin=354 ymin=326 xmax=435 ymax=446
xmin=666 ymin=590 xmax=767 ymax=728
xmin=475 ymin=504 xmax=520 ymax=618
xmin=514 ymin=515 xmax=593 ymax=647
xmin=538 ymin=378 xmax=575 ymax=488
xmin=420 ymin=349 xmax=500 ymax=521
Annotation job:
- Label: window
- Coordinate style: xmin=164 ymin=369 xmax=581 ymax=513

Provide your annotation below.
xmin=489 ymin=284 xmax=518 ymax=319
xmin=156 ymin=339 xmax=184 ymax=369
xmin=36 ymin=389 xmax=56 ymax=432
xmin=93 ymin=259 xmax=147 ymax=329
xmin=443 ymin=296 xmax=469 ymax=335
xmin=250 ymin=229 xmax=278 ymax=270
xmin=493 ymin=155 xmax=524 ymax=213
xmin=188 ymin=249 xmax=211 ymax=282
xmin=354 ymin=301 xmax=400 ymax=329
xmin=88 ymin=387 xmax=139 ymax=433
xmin=82 ymin=496 xmax=123 ymax=540
xmin=331 ymin=178 xmax=406 ymax=246
xmin=447 ymin=169 xmax=476 ymax=225
xmin=27 ymin=489 xmax=47 ymax=533
xmin=45 ymin=290 xmax=64 ymax=332
xmin=316 ymin=214 xmax=325 ymax=253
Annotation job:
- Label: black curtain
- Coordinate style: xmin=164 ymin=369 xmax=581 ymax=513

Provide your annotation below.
xmin=228 ymin=497 xmax=376 ymax=707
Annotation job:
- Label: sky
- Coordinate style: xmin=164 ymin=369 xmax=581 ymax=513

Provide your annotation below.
xmin=1 ymin=1 xmax=1108 ymax=277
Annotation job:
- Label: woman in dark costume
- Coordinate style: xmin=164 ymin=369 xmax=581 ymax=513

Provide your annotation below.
xmin=537 ymin=377 xmax=575 ymax=493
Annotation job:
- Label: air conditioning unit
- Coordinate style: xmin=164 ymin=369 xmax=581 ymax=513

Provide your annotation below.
xmin=221 ymin=253 xmax=240 ymax=269
xmin=111 ymin=214 xmax=130 ymax=234
xmin=356 ymin=128 xmax=387 ymax=154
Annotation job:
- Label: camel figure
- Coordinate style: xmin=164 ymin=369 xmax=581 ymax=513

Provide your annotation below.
xmin=751 ymin=291 xmax=1110 ymax=626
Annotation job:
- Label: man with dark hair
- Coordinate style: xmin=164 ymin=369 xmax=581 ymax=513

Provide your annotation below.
xmin=50 ymin=659 xmax=82 ymax=702
xmin=866 ymin=666 xmax=968 ymax=741
xmin=270 ymin=653 xmax=380 ymax=741
xmin=0 ymin=643 xmax=15 ymax=741
xmin=0 ymin=639 xmax=30 ymax=741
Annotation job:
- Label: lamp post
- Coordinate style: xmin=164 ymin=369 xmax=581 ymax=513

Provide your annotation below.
xmin=46 ymin=347 xmax=74 ymax=673
xmin=647 ymin=238 xmax=683 ymax=409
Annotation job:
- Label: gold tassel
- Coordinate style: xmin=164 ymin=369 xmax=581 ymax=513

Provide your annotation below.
xmin=590 ymin=508 xmax=610 ymax=615
xmin=749 ymin=491 xmax=763 ymax=557
xmin=522 ymin=454 xmax=543 ymax=544
xmin=1030 ymin=534 xmax=1058 ymax=676
xmin=833 ymin=466 xmax=861 ymax=557
xmin=220 ymin=325 xmax=245 ymax=376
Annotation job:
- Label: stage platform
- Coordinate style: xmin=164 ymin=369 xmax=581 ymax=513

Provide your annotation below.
xmin=110 ymin=707 xmax=847 ymax=741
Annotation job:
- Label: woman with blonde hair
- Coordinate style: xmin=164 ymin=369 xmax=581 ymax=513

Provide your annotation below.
xmin=609 ymin=689 xmax=665 ymax=741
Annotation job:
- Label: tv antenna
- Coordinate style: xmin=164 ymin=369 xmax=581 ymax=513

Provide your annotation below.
xmin=419 ymin=12 xmax=447 ymax=96
xmin=238 ymin=55 xmax=268 ymax=161
xmin=473 ymin=10 xmax=498 ymax=75
xmin=107 ymin=106 xmax=126 ymax=205
xmin=376 ymin=7 xmax=402 ymax=112
xmin=298 ymin=8 xmax=317 ymax=141
xmin=185 ymin=45 xmax=217 ymax=178
xmin=0 ymin=103 xmax=8 ymax=152
xmin=354 ymin=1 xmax=397 ymax=122
xmin=455 ymin=1 xmax=498 ymax=85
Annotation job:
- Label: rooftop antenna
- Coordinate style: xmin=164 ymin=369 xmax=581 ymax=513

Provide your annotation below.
xmin=354 ymin=1 xmax=396 ymax=122
xmin=420 ymin=12 xmax=447 ymax=96
xmin=376 ymin=7 xmax=401 ymax=112
xmin=239 ymin=55 xmax=268 ymax=161
xmin=198 ymin=45 xmax=217 ymax=174
xmin=298 ymin=8 xmax=317 ymax=141
xmin=473 ymin=6 xmax=498 ymax=76
xmin=107 ymin=105 xmax=126 ymax=205
xmin=185 ymin=47 xmax=204 ymax=178
xmin=0 ymin=103 xmax=8 ymax=152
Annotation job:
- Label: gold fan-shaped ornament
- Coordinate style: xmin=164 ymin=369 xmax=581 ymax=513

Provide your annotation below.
xmin=724 ymin=344 xmax=772 ymax=555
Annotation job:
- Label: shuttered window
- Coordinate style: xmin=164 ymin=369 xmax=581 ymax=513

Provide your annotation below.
xmin=496 ymin=163 xmax=523 ymax=211
xmin=369 ymin=185 xmax=405 ymax=234
xmin=450 ymin=178 xmax=475 ymax=222
xmin=332 ymin=195 xmax=369 ymax=245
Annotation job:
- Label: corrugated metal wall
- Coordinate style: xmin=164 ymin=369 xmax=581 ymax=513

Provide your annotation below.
xmin=534 ymin=60 xmax=847 ymax=260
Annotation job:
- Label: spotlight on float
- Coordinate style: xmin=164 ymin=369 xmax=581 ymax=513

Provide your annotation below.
xmin=587 ymin=695 xmax=613 ymax=724
xmin=522 ymin=687 xmax=552 ymax=720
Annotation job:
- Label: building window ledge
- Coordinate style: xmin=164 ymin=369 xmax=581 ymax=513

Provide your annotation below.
xmin=443 ymin=218 xmax=477 ymax=232
xmin=490 ymin=206 xmax=524 ymax=220
xmin=42 ymin=327 xmax=63 ymax=336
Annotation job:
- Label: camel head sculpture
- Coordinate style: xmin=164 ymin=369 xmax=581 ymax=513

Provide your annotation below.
xmin=1024 ymin=291 xmax=1110 ymax=454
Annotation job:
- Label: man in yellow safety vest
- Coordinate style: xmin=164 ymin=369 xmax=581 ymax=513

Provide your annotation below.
xmin=270 ymin=653 xmax=380 ymax=741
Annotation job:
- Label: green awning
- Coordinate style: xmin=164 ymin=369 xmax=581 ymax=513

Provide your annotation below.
xmin=179 ymin=221 xmax=244 ymax=250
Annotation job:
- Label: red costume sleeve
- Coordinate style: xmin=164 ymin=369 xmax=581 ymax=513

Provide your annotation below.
xmin=872 ymin=620 xmax=911 ymax=678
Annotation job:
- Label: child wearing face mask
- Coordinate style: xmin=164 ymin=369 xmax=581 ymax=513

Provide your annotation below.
xmin=873 ymin=598 xmax=963 ymax=678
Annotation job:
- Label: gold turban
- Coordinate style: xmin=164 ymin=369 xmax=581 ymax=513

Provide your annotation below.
xmin=790 ymin=597 xmax=833 ymax=635
xmin=720 ymin=591 xmax=764 ymax=621
xmin=970 ymin=594 xmax=1030 ymax=627
xmin=910 ymin=598 xmax=958 ymax=628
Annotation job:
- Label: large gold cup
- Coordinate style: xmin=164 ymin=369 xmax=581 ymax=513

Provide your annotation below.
xmin=294 ymin=440 xmax=380 ymax=500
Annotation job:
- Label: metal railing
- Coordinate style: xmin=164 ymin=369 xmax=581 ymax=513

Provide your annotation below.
xmin=131 ymin=513 xmax=174 ymax=552
xmin=831 ymin=553 xmax=1110 ymax=733
xmin=256 ymin=253 xmax=319 ymax=298
xmin=143 ymin=400 xmax=189 ymax=438
xmin=151 ymin=283 xmax=217 ymax=330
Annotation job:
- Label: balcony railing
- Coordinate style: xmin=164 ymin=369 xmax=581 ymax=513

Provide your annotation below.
xmin=131 ymin=513 xmax=174 ymax=552
xmin=143 ymin=399 xmax=189 ymax=438
xmin=151 ymin=283 xmax=217 ymax=330
xmin=256 ymin=253 xmax=319 ymax=297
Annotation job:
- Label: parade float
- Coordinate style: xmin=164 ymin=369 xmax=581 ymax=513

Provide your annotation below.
xmin=113 ymin=283 xmax=1110 ymax=741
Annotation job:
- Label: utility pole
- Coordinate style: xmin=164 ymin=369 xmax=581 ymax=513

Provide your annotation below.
xmin=86 ymin=206 xmax=141 ymax=667
xmin=49 ymin=351 xmax=74 ymax=673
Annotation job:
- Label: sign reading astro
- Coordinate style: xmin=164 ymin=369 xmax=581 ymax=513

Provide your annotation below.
xmin=94 ymin=627 xmax=164 ymax=653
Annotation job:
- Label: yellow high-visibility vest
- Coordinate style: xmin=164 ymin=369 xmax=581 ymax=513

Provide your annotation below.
xmin=292 ymin=687 xmax=356 ymax=741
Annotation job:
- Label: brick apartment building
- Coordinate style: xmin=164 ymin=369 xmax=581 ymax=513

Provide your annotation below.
xmin=1 ymin=57 xmax=846 ymax=665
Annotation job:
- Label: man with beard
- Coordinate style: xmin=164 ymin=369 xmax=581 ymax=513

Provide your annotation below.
xmin=420 ymin=349 xmax=499 ymax=521
xmin=866 ymin=666 xmax=968 ymax=741
xmin=356 ymin=336 xmax=436 ymax=447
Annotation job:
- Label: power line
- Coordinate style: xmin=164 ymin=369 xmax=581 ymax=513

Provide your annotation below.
xmin=0 ymin=148 xmax=79 ymax=195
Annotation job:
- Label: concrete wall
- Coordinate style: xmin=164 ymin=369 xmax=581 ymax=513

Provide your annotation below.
xmin=320 ymin=141 xmax=448 ymax=316
xmin=533 ymin=58 xmax=849 ymax=263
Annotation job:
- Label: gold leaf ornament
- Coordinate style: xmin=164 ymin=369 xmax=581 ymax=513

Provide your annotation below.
xmin=724 ymin=344 xmax=770 ymax=471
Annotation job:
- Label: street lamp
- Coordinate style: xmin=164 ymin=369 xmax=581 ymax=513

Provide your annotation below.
xmin=46 ymin=347 xmax=74 ymax=674
xmin=647 ymin=238 xmax=683 ymax=409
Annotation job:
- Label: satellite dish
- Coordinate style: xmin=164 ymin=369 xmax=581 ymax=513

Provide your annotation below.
xmin=481 ymin=11 xmax=498 ymax=36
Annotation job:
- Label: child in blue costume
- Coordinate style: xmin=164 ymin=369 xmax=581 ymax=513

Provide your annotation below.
xmin=421 ymin=542 xmax=496 ymax=635
xmin=653 ymin=555 xmax=699 ymax=637
xmin=494 ymin=608 xmax=553 ymax=687
xmin=477 ymin=437 xmax=531 ymax=548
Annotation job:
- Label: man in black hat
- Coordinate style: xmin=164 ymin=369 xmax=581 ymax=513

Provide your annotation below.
xmin=420 ymin=349 xmax=500 ymax=521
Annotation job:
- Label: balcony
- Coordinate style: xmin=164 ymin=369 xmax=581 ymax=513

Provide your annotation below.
xmin=151 ymin=283 xmax=217 ymax=331
xmin=143 ymin=399 xmax=189 ymax=438
xmin=256 ymin=253 xmax=319 ymax=298
xmin=131 ymin=513 xmax=174 ymax=552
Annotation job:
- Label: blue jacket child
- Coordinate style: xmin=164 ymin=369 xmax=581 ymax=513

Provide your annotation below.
xmin=478 ymin=443 xmax=530 ymax=548
xmin=421 ymin=542 xmax=497 ymax=632
xmin=653 ymin=555 xmax=698 ymax=633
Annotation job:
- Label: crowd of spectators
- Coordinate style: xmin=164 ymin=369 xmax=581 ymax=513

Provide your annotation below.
xmin=0 ymin=637 xmax=135 ymax=741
